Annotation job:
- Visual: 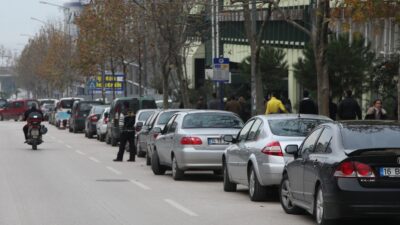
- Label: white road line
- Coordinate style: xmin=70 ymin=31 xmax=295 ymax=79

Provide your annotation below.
xmin=130 ymin=180 xmax=151 ymax=190
xmin=89 ymin=157 xmax=101 ymax=163
xmin=164 ymin=199 xmax=198 ymax=217
xmin=65 ymin=145 xmax=72 ymax=149
xmin=75 ymin=150 xmax=86 ymax=155
xmin=106 ymin=166 xmax=122 ymax=175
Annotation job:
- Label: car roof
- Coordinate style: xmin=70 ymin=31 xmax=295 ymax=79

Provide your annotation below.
xmin=336 ymin=120 xmax=400 ymax=128
xmin=256 ymin=113 xmax=332 ymax=121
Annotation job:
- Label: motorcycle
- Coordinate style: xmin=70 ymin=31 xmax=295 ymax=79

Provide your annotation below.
xmin=26 ymin=112 xmax=47 ymax=150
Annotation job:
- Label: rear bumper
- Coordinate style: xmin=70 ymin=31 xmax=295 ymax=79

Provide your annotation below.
xmin=174 ymin=147 xmax=223 ymax=170
xmin=258 ymin=162 xmax=284 ymax=186
xmin=74 ymin=119 xmax=85 ymax=130
xmin=323 ymin=178 xmax=400 ymax=219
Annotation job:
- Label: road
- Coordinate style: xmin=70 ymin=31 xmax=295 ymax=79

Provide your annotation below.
xmin=0 ymin=121 xmax=397 ymax=225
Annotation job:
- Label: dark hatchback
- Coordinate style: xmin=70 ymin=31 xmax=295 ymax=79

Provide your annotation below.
xmin=280 ymin=121 xmax=400 ymax=225
xmin=69 ymin=101 xmax=104 ymax=133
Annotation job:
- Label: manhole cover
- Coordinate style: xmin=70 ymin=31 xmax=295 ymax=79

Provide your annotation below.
xmin=96 ymin=179 xmax=130 ymax=182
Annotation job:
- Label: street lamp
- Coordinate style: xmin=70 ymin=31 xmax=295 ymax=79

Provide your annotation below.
xmin=30 ymin=17 xmax=47 ymax=25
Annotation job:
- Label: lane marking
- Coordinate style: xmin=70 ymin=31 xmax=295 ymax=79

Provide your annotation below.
xmin=65 ymin=145 xmax=72 ymax=149
xmin=106 ymin=166 xmax=122 ymax=175
xmin=89 ymin=157 xmax=101 ymax=163
xmin=130 ymin=180 xmax=151 ymax=190
xmin=75 ymin=150 xmax=86 ymax=155
xmin=164 ymin=199 xmax=198 ymax=217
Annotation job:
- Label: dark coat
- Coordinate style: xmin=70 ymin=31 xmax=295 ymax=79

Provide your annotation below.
xmin=337 ymin=97 xmax=362 ymax=120
xmin=299 ymin=98 xmax=318 ymax=114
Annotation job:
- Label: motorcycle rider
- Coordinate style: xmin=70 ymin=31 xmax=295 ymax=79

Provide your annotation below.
xmin=23 ymin=104 xmax=43 ymax=142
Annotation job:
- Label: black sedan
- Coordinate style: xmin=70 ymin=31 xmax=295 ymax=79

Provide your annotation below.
xmin=280 ymin=121 xmax=400 ymax=225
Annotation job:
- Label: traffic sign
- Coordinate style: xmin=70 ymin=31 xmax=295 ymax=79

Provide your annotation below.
xmin=212 ymin=57 xmax=230 ymax=82
xmin=88 ymin=79 xmax=96 ymax=90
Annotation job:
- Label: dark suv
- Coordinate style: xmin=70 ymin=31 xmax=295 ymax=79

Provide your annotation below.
xmin=69 ymin=101 xmax=104 ymax=133
xmin=106 ymin=96 xmax=157 ymax=146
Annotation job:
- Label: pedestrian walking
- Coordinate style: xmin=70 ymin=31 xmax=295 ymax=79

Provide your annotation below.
xmin=208 ymin=93 xmax=220 ymax=110
xmin=280 ymin=94 xmax=292 ymax=113
xmin=114 ymin=102 xmax=136 ymax=162
xmin=238 ymin=96 xmax=251 ymax=122
xmin=329 ymin=97 xmax=337 ymax=120
xmin=298 ymin=90 xmax=318 ymax=114
xmin=337 ymin=90 xmax=362 ymax=120
xmin=196 ymin=96 xmax=207 ymax=109
xmin=265 ymin=92 xmax=287 ymax=114
xmin=365 ymin=99 xmax=388 ymax=120
xmin=225 ymin=95 xmax=242 ymax=115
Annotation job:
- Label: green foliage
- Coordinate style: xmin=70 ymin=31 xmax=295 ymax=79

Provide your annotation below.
xmin=294 ymin=34 xmax=375 ymax=99
xmin=240 ymin=45 xmax=289 ymax=96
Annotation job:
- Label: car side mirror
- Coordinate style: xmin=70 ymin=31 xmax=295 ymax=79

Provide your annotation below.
xmin=153 ymin=127 xmax=162 ymax=134
xmin=135 ymin=122 xmax=143 ymax=132
xmin=223 ymin=135 xmax=236 ymax=143
xmin=285 ymin=145 xmax=299 ymax=158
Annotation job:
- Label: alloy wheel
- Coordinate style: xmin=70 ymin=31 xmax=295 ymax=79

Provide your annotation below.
xmin=316 ymin=188 xmax=324 ymax=224
xmin=249 ymin=170 xmax=256 ymax=197
xmin=281 ymin=179 xmax=294 ymax=210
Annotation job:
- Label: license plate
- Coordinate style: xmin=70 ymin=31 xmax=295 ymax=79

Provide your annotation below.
xmin=380 ymin=167 xmax=400 ymax=177
xmin=208 ymin=138 xmax=227 ymax=145
xmin=31 ymin=129 xmax=39 ymax=136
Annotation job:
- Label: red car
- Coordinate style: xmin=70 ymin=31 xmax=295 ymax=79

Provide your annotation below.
xmin=0 ymin=99 xmax=40 ymax=121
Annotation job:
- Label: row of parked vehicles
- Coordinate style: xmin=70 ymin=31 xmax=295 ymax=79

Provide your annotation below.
xmin=10 ymin=96 xmax=399 ymax=225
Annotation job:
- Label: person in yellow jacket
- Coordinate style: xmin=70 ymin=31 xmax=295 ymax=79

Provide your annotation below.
xmin=265 ymin=92 xmax=288 ymax=114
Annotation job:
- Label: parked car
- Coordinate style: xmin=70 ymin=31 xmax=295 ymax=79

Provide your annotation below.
xmin=38 ymin=98 xmax=58 ymax=107
xmin=49 ymin=97 xmax=83 ymax=125
xmin=134 ymin=109 xmax=158 ymax=156
xmin=41 ymin=103 xmax=55 ymax=121
xmin=69 ymin=100 xmax=103 ymax=133
xmin=85 ymin=105 xmax=109 ymax=138
xmin=96 ymin=107 xmax=110 ymax=142
xmin=151 ymin=110 xmax=243 ymax=180
xmin=0 ymin=99 xmax=39 ymax=121
xmin=280 ymin=120 xmax=400 ymax=225
xmin=140 ymin=109 xmax=192 ymax=165
xmin=55 ymin=111 xmax=70 ymax=129
xmin=106 ymin=96 xmax=157 ymax=146
xmin=222 ymin=114 xmax=332 ymax=201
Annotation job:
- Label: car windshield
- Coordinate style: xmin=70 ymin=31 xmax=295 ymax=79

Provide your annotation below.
xmin=268 ymin=118 xmax=330 ymax=137
xmin=43 ymin=104 xmax=54 ymax=109
xmin=0 ymin=100 xmax=7 ymax=108
xmin=182 ymin=113 xmax=243 ymax=129
xmin=93 ymin=106 xmax=106 ymax=114
xmin=60 ymin=100 xmax=74 ymax=109
xmin=138 ymin=111 xmax=154 ymax=121
xmin=40 ymin=100 xmax=55 ymax=106
xmin=142 ymin=100 xmax=157 ymax=109
xmin=342 ymin=125 xmax=400 ymax=149
xmin=157 ymin=111 xmax=179 ymax=125
xmin=79 ymin=103 xmax=93 ymax=111
xmin=27 ymin=101 xmax=39 ymax=108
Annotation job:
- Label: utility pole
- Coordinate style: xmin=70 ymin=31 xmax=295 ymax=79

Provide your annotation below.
xmin=250 ymin=0 xmax=258 ymax=115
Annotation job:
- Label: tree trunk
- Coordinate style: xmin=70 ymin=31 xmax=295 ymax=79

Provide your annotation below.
xmin=162 ymin=64 xmax=170 ymax=109
xmin=398 ymin=56 xmax=400 ymax=120
xmin=176 ymin=55 xmax=190 ymax=108
xmin=122 ymin=62 xmax=128 ymax=97
xmin=110 ymin=57 xmax=116 ymax=100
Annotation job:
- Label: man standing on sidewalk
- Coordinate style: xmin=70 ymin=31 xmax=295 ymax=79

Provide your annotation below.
xmin=338 ymin=90 xmax=362 ymax=120
xmin=114 ymin=102 xmax=136 ymax=162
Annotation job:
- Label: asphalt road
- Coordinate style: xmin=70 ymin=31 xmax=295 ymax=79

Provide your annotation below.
xmin=0 ymin=120 xmax=397 ymax=225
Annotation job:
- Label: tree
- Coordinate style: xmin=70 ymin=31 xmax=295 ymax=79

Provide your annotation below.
xmin=294 ymin=34 xmax=375 ymax=100
xmin=240 ymin=45 xmax=288 ymax=97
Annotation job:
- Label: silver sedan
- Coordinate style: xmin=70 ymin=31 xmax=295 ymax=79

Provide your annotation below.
xmin=151 ymin=110 xmax=243 ymax=180
xmin=222 ymin=114 xmax=332 ymax=201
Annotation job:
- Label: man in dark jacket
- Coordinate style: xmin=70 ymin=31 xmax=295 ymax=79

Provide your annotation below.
xmin=225 ymin=96 xmax=242 ymax=115
xmin=337 ymin=90 xmax=362 ymax=120
xmin=114 ymin=102 xmax=136 ymax=162
xmin=207 ymin=93 xmax=220 ymax=110
xmin=23 ymin=105 xmax=43 ymax=142
xmin=299 ymin=90 xmax=318 ymax=114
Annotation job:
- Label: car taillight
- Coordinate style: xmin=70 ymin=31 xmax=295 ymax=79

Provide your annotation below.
xmin=90 ymin=115 xmax=98 ymax=122
xmin=104 ymin=118 xmax=109 ymax=124
xmin=261 ymin=141 xmax=283 ymax=156
xmin=180 ymin=137 xmax=203 ymax=145
xmin=334 ymin=161 xmax=375 ymax=178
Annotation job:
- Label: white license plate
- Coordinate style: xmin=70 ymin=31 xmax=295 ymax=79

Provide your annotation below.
xmin=208 ymin=138 xmax=227 ymax=145
xmin=379 ymin=167 xmax=400 ymax=177
xmin=31 ymin=129 xmax=39 ymax=136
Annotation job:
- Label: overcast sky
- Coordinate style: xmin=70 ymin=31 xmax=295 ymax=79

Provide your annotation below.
xmin=0 ymin=0 xmax=69 ymax=55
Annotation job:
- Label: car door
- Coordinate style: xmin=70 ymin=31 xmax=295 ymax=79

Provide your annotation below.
xmin=228 ymin=120 xmax=255 ymax=182
xmin=240 ymin=119 xmax=263 ymax=182
xmin=287 ymin=127 xmax=323 ymax=202
xmin=157 ymin=114 xmax=177 ymax=165
xmin=303 ymin=127 xmax=333 ymax=205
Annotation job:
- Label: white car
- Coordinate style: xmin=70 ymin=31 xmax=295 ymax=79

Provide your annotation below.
xmin=96 ymin=107 xmax=110 ymax=141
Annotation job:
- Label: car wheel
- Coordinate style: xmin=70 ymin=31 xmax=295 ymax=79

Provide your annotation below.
xmin=223 ymin=160 xmax=237 ymax=192
xmin=100 ymin=134 xmax=105 ymax=142
xmin=248 ymin=166 xmax=268 ymax=201
xmin=87 ymin=130 xmax=93 ymax=139
xmin=314 ymin=186 xmax=334 ymax=225
xmin=137 ymin=143 xmax=146 ymax=157
xmin=280 ymin=173 xmax=303 ymax=214
xmin=69 ymin=126 xmax=72 ymax=133
xmin=146 ymin=149 xmax=151 ymax=166
xmin=151 ymin=150 xmax=166 ymax=175
xmin=106 ymin=133 xmax=111 ymax=144
xmin=172 ymin=155 xmax=184 ymax=180
xmin=111 ymin=137 xmax=117 ymax=146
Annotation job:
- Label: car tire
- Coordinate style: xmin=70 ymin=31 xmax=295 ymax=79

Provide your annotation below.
xmin=248 ymin=166 xmax=268 ymax=201
xmin=100 ymin=134 xmax=105 ymax=142
xmin=314 ymin=185 xmax=334 ymax=225
xmin=106 ymin=134 xmax=111 ymax=144
xmin=88 ymin=131 xmax=93 ymax=139
xmin=151 ymin=150 xmax=166 ymax=175
xmin=172 ymin=155 xmax=184 ymax=180
xmin=223 ymin=160 xmax=237 ymax=192
xmin=111 ymin=137 xmax=117 ymax=146
xmin=69 ymin=126 xmax=72 ymax=133
xmin=280 ymin=173 xmax=303 ymax=214
xmin=137 ymin=143 xmax=146 ymax=157
xmin=146 ymin=149 xmax=151 ymax=166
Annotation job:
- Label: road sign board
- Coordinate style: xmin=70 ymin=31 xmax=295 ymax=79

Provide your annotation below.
xmin=212 ymin=57 xmax=230 ymax=82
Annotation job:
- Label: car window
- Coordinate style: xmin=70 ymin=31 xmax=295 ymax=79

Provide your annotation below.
xmin=247 ymin=119 xmax=262 ymax=141
xmin=157 ymin=111 xmax=179 ymax=125
xmin=315 ymin=127 xmax=333 ymax=153
xmin=142 ymin=100 xmax=157 ymax=109
xmin=168 ymin=122 xmax=178 ymax=134
xmin=237 ymin=120 xmax=255 ymax=141
xmin=138 ymin=111 xmax=154 ymax=121
xmin=182 ymin=113 xmax=243 ymax=129
xmin=300 ymin=128 xmax=323 ymax=156
xmin=13 ymin=102 xmax=22 ymax=108
xmin=163 ymin=115 xmax=177 ymax=133
xmin=268 ymin=118 xmax=330 ymax=137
